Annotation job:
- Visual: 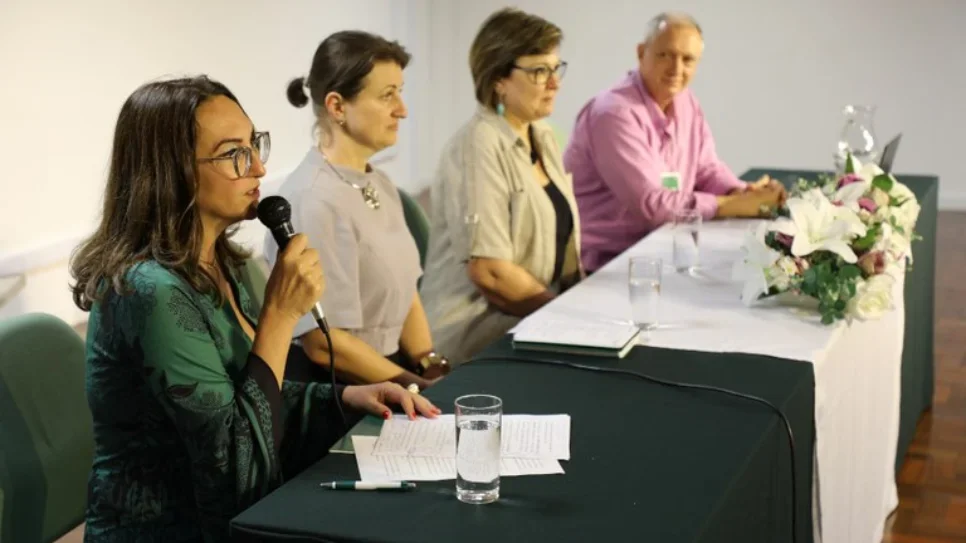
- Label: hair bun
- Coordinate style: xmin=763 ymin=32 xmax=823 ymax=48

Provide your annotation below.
xmin=286 ymin=77 xmax=309 ymax=108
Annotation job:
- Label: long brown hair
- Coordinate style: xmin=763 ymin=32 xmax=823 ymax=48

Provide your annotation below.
xmin=70 ymin=75 xmax=249 ymax=311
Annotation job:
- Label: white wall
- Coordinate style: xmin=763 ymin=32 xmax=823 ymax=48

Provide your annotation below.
xmin=2 ymin=0 xmax=964 ymax=325
xmin=0 ymin=0 xmax=431 ymax=325
xmin=419 ymin=0 xmax=966 ymax=209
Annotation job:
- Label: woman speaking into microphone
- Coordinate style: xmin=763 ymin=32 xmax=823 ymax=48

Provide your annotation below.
xmin=70 ymin=75 xmax=438 ymax=542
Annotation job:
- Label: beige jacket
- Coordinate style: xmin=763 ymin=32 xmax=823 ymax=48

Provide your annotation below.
xmin=420 ymin=106 xmax=582 ymax=363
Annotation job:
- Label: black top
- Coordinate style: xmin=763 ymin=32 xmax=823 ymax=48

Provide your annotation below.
xmin=527 ymin=125 xmax=573 ymax=284
xmin=544 ymin=181 xmax=573 ymax=284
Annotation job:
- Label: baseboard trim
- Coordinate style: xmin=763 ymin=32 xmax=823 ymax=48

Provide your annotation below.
xmin=940 ymin=193 xmax=966 ymax=211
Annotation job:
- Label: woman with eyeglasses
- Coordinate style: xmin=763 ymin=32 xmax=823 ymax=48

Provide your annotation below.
xmin=267 ymin=31 xmax=450 ymax=392
xmin=420 ymin=8 xmax=584 ymax=363
xmin=70 ymin=76 xmax=438 ymax=542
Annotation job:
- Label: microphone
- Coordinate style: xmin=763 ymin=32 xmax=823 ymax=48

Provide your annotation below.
xmin=257 ymin=195 xmax=328 ymax=333
xmin=258 ymin=195 xmax=346 ymax=428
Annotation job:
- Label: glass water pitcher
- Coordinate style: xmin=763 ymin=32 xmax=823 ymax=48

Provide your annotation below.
xmin=834 ymin=104 xmax=878 ymax=172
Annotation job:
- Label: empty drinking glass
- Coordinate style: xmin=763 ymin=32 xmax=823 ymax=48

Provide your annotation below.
xmin=455 ymin=394 xmax=502 ymax=504
xmin=629 ymin=257 xmax=662 ymax=330
xmin=672 ymin=210 xmax=701 ymax=272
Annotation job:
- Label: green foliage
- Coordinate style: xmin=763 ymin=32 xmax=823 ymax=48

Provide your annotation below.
xmin=797 ymin=258 xmax=862 ymax=324
xmin=853 ymin=223 xmax=881 ymax=252
xmin=844 ymin=152 xmax=856 ymax=174
xmin=871 ymin=173 xmax=894 ymax=193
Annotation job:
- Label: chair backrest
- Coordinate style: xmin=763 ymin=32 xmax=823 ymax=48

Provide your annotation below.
xmin=397 ymin=188 xmax=430 ymax=271
xmin=0 ymin=313 xmax=92 ymax=543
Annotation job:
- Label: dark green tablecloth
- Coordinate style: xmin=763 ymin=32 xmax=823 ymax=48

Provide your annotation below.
xmin=742 ymin=168 xmax=938 ymax=472
xmin=231 ymin=338 xmax=814 ymax=543
xmin=230 ymin=167 xmax=936 ymax=542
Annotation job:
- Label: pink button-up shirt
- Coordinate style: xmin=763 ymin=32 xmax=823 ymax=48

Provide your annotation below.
xmin=564 ymin=71 xmax=746 ymax=272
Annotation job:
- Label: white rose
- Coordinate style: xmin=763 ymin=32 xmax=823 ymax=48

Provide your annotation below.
xmin=873 ymin=222 xmax=911 ymax=260
xmin=873 ymin=206 xmax=890 ymax=224
xmin=766 ymin=256 xmax=799 ymax=291
xmin=892 ymin=200 xmax=921 ymax=236
xmin=870 ymin=186 xmax=890 ymax=208
xmin=847 ymin=274 xmax=895 ymax=320
xmin=777 ymin=256 xmax=799 ymax=277
xmin=888 ymin=180 xmax=916 ymax=204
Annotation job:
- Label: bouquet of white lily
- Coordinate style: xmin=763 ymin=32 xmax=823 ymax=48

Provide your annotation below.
xmin=733 ymin=154 xmax=921 ymax=324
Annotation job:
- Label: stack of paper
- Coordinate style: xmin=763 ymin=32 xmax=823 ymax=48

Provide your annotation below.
xmin=352 ymin=414 xmax=571 ymax=482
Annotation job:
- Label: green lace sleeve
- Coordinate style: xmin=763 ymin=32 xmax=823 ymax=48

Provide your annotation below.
xmin=134 ymin=278 xmax=287 ymax=541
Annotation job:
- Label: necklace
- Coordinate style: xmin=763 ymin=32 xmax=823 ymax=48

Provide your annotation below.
xmin=321 ymin=153 xmax=381 ymax=210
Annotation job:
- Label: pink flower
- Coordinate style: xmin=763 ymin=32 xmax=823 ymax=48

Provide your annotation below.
xmin=775 ymin=233 xmax=794 ymax=248
xmin=858 ymin=197 xmax=878 ymax=213
xmin=837 ymin=173 xmax=864 ymax=189
xmin=858 ymin=250 xmax=886 ymax=276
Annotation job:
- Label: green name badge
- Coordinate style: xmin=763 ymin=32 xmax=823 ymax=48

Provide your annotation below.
xmin=661 ymin=172 xmax=681 ymax=191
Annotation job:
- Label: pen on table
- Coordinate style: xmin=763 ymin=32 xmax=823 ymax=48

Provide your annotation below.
xmin=320 ymin=481 xmax=417 ymax=491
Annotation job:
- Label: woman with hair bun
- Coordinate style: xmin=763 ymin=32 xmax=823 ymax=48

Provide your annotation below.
xmin=267 ymin=31 xmax=450 ymax=392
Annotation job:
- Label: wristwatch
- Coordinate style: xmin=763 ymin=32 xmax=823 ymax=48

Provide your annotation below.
xmin=417 ymin=351 xmax=451 ymax=378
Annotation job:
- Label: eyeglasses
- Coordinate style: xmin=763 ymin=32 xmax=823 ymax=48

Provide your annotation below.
xmin=512 ymin=61 xmax=568 ymax=85
xmin=197 ymin=131 xmax=271 ymax=178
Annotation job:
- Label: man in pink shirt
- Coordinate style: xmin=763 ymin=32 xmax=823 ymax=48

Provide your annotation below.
xmin=564 ymin=12 xmax=785 ymax=272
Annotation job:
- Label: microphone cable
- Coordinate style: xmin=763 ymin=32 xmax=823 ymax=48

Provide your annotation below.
xmin=314 ymin=317 xmax=348 ymax=431
xmin=464 ymin=354 xmax=799 ymax=543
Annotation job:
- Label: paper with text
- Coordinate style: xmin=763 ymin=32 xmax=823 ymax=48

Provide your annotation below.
xmin=352 ymin=436 xmax=564 ymax=482
xmin=371 ymin=414 xmax=571 ymax=460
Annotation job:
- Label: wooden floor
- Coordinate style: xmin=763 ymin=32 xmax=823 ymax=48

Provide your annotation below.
xmin=882 ymin=211 xmax=966 ymax=543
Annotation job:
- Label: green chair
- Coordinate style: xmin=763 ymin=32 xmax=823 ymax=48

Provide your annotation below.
xmin=397 ymin=188 xmax=431 ymax=271
xmin=0 ymin=313 xmax=92 ymax=543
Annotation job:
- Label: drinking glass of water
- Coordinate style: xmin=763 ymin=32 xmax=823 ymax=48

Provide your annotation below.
xmin=455 ymin=394 xmax=502 ymax=504
xmin=672 ymin=210 xmax=701 ymax=272
xmin=629 ymin=256 xmax=662 ymax=330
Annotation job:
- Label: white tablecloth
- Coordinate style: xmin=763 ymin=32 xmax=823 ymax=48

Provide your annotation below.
xmin=513 ymin=220 xmax=902 ymax=543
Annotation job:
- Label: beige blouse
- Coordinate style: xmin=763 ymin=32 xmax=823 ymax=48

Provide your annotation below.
xmin=264 ymin=147 xmax=422 ymax=356
xmin=420 ymin=106 xmax=583 ymax=364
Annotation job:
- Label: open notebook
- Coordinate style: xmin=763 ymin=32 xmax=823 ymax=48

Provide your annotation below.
xmin=511 ymin=319 xmax=642 ymax=359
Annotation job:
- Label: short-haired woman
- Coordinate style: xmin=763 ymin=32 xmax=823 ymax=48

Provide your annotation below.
xmin=420 ymin=8 xmax=583 ymax=363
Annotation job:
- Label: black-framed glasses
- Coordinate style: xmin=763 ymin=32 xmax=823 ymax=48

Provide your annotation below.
xmin=198 ymin=131 xmax=271 ymax=178
xmin=513 ymin=61 xmax=568 ymax=85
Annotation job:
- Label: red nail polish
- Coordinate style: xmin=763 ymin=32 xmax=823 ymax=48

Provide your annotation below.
xmin=383 ymin=411 xmax=391 ymax=420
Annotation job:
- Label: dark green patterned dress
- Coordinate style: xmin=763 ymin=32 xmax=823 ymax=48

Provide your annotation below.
xmin=83 ymin=261 xmax=345 ymax=542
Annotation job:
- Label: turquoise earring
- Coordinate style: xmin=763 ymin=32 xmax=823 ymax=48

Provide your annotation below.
xmin=496 ymin=101 xmax=505 ymax=116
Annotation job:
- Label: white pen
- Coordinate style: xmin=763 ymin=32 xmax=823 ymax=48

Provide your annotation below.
xmin=320 ymin=481 xmax=417 ymax=491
